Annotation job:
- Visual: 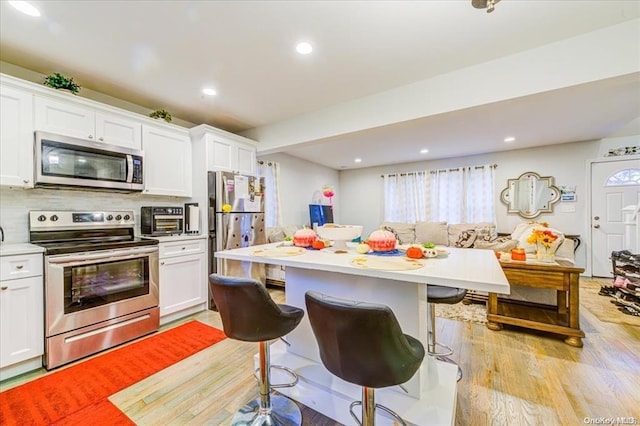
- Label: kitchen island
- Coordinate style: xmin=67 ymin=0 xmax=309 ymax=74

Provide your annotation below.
xmin=215 ymin=243 xmax=509 ymax=425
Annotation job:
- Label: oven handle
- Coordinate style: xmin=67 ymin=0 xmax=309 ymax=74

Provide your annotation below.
xmin=47 ymin=246 xmax=158 ymax=265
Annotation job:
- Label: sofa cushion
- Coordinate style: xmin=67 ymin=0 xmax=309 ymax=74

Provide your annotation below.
xmin=415 ymin=221 xmax=448 ymax=246
xmin=447 ymin=222 xmax=496 ymax=246
xmin=380 ymin=222 xmax=415 ymax=245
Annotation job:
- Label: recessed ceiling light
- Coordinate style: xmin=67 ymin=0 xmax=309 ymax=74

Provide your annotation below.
xmin=354 ymin=158 xmax=362 ymax=163
xmin=8 ymin=1 xmax=40 ymax=17
xmin=420 ymin=149 xmax=429 ymax=154
xmin=504 ymin=136 xmax=516 ymax=143
xmin=202 ymin=88 xmax=217 ymax=96
xmin=296 ymin=42 xmax=313 ymax=55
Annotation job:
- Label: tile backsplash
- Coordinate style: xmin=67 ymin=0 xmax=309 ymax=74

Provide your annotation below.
xmin=0 ymin=186 xmax=188 ymax=243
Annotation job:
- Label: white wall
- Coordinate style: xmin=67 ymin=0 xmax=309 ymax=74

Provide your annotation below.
xmin=0 ymin=186 xmax=189 ymax=243
xmin=338 ymin=139 xmax=615 ymax=269
xmin=256 ymin=153 xmax=339 ymax=228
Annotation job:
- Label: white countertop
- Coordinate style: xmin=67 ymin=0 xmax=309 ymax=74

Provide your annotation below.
xmin=0 ymin=243 xmax=45 ymax=257
xmin=216 ymin=243 xmax=510 ymax=294
xmin=142 ymin=233 xmax=206 ymax=243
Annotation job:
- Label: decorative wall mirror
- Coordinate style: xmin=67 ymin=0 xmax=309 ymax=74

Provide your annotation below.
xmin=500 ymin=172 xmax=560 ymax=219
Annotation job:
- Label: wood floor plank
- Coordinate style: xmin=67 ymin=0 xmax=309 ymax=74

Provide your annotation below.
xmin=2 ymin=278 xmax=638 ymax=425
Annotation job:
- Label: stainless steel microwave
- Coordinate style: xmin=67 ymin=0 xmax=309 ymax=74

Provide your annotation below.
xmin=34 ymin=131 xmax=144 ymax=192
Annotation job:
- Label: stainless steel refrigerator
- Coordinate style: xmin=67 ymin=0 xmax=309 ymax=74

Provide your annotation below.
xmin=208 ymin=171 xmax=266 ymax=308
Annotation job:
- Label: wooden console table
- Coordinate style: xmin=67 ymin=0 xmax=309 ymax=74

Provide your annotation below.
xmin=487 ymin=259 xmax=586 ymax=347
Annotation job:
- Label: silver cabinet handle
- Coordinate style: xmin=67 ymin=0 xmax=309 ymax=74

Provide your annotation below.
xmin=1 ymin=286 xmax=8 ymax=290
xmin=99 ymin=137 xmax=104 ymax=141
xmin=593 ymin=224 xmax=600 ymax=229
xmin=160 ymin=261 xmax=165 ymax=266
xmin=88 ymin=134 xmax=93 ymax=139
xmin=16 ymin=264 xmax=24 ymax=270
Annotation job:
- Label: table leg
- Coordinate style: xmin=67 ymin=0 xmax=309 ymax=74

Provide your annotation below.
xmin=486 ymin=292 xmax=502 ymax=331
xmin=565 ymin=272 xmax=583 ymax=347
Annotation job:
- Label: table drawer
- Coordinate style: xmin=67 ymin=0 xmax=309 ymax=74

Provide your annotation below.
xmin=503 ymin=268 xmax=567 ymax=291
xmin=0 ymin=254 xmax=43 ymax=281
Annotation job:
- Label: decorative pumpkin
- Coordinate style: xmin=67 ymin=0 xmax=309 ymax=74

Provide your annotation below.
xmin=367 ymin=229 xmax=396 ymax=252
xmin=406 ymin=246 xmax=424 ymax=259
xmin=356 ymin=242 xmax=371 ymax=254
xmin=293 ymin=228 xmax=317 ymax=247
xmin=312 ymin=240 xmax=325 ymax=250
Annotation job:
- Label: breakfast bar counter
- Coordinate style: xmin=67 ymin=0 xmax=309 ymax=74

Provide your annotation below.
xmin=215 ymin=243 xmax=509 ymax=425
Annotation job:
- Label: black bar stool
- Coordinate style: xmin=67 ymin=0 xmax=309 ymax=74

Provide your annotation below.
xmin=209 ymin=274 xmax=304 ymax=426
xmin=427 ymin=285 xmax=467 ymax=381
xmin=305 ymin=291 xmax=425 ymax=426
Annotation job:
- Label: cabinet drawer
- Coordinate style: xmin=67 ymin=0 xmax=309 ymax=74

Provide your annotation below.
xmin=159 ymin=239 xmax=205 ymax=258
xmin=0 ymin=254 xmax=43 ymax=281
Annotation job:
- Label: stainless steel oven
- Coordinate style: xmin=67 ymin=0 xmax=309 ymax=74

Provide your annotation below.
xmin=30 ymin=210 xmax=159 ymax=370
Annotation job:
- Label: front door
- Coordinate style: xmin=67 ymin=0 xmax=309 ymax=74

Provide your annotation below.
xmin=590 ymin=158 xmax=640 ymax=277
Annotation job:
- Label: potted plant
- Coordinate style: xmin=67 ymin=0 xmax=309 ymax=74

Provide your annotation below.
xmin=149 ymin=109 xmax=172 ymax=123
xmin=43 ymin=72 xmax=81 ymax=94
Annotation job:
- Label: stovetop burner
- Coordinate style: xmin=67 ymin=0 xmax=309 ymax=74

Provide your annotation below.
xmin=29 ymin=210 xmax=158 ymax=255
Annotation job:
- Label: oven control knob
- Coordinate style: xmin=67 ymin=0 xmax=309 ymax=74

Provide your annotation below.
xmin=50 ymin=215 xmax=59 ymax=222
xmin=115 ymin=215 xmax=122 ymax=221
xmin=107 ymin=215 xmax=113 ymax=221
xmin=124 ymin=214 xmax=131 ymax=221
xmin=38 ymin=215 xmax=46 ymax=222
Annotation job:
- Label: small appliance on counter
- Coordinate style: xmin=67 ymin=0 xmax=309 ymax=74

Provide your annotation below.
xmin=184 ymin=203 xmax=200 ymax=234
xmin=141 ymin=206 xmax=184 ymax=236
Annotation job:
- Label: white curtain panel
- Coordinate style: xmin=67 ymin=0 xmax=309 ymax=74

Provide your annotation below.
xmin=383 ymin=172 xmax=429 ymax=223
xmin=384 ymin=164 xmax=496 ymax=224
xmin=257 ymin=161 xmax=282 ymax=228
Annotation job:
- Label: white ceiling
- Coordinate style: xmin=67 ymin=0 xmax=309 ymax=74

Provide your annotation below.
xmin=1 ymin=1 xmax=639 ymax=170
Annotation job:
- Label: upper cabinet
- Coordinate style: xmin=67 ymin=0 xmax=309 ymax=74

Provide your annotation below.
xmin=34 ymin=96 xmax=142 ymax=149
xmin=190 ymin=124 xmax=257 ymax=175
xmin=142 ymin=124 xmax=192 ymax=197
xmin=0 ymin=84 xmax=34 ymax=188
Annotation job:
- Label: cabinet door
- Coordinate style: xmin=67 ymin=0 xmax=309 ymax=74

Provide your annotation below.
xmin=95 ymin=111 xmax=142 ymax=149
xmin=236 ymin=143 xmax=256 ymax=175
xmin=159 ymin=253 xmax=205 ymax=317
xmin=208 ymin=137 xmax=235 ymax=172
xmin=0 ymin=86 xmax=34 ymax=187
xmin=35 ymin=96 xmax=95 ymax=139
xmin=0 ymin=276 xmax=44 ymax=368
xmin=142 ymin=124 xmax=192 ymax=197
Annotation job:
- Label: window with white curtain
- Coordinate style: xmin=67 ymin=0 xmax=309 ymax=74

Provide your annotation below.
xmin=384 ymin=164 xmax=496 ymax=224
xmin=256 ymin=161 xmax=282 ymax=228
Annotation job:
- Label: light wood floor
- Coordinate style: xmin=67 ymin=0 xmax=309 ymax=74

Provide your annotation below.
xmin=2 ymin=278 xmax=639 ymax=425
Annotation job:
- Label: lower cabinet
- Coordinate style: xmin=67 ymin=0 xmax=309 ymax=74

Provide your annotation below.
xmin=158 ymin=237 xmax=207 ymax=320
xmin=0 ymin=253 xmax=44 ymax=374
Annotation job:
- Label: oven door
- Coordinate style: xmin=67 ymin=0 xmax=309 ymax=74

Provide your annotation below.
xmin=44 ymin=246 xmax=159 ymax=337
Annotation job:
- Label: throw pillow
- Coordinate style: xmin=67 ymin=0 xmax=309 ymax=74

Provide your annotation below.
xmin=474 ymin=236 xmax=519 ymax=252
xmin=415 ymin=221 xmax=448 ymax=246
xmin=447 ymin=222 xmax=496 ymax=246
xmin=380 ymin=222 xmax=416 ymax=245
xmin=266 ymin=228 xmax=286 ymax=243
xmin=455 ymin=229 xmax=477 ymax=248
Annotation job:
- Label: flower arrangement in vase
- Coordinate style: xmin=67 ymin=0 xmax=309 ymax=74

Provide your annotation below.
xmin=526 ymin=228 xmax=559 ymax=262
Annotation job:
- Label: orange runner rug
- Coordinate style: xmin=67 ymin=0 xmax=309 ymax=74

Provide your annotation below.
xmin=0 ymin=320 xmax=226 ymax=425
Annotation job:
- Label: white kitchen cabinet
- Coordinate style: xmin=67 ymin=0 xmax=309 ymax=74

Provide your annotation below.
xmin=142 ymin=124 xmax=192 ymax=197
xmin=0 ymin=253 xmax=44 ymax=371
xmin=190 ymin=124 xmax=257 ymax=175
xmin=157 ymin=237 xmax=207 ymax=320
xmin=0 ymin=84 xmax=34 ymax=188
xmin=35 ymin=96 xmax=142 ymax=149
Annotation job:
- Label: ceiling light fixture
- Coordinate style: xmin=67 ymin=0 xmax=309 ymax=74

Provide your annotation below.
xmin=354 ymin=158 xmax=362 ymax=163
xmin=202 ymin=88 xmax=217 ymax=96
xmin=504 ymin=136 xmax=515 ymax=143
xmin=420 ymin=149 xmax=429 ymax=154
xmin=296 ymin=42 xmax=313 ymax=55
xmin=8 ymin=1 xmax=41 ymax=16
xmin=472 ymin=0 xmax=500 ymax=13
